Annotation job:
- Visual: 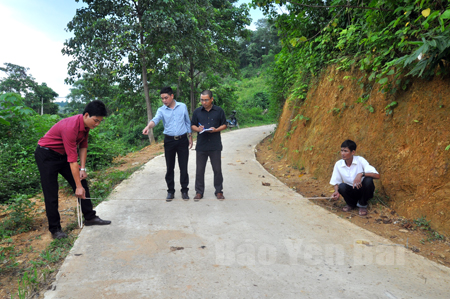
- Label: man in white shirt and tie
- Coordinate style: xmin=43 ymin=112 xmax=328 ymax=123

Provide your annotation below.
xmin=330 ymin=140 xmax=380 ymax=216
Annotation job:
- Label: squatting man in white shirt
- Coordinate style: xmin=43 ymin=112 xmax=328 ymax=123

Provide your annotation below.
xmin=330 ymin=139 xmax=380 ymax=216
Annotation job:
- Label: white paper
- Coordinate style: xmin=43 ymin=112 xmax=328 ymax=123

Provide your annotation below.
xmin=199 ymin=128 xmax=213 ymax=134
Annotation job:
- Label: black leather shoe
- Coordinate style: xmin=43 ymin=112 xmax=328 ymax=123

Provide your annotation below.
xmin=84 ymin=216 xmax=111 ymax=226
xmin=51 ymin=230 xmax=67 ymax=239
xmin=182 ymin=192 xmax=189 ymax=201
xmin=166 ymin=193 xmax=174 ymax=202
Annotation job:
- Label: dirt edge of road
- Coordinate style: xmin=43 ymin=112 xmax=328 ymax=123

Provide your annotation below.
xmin=255 ymin=134 xmax=450 ymax=269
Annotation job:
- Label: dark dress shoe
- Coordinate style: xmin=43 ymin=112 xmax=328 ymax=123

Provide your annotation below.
xmin=216 ymin=193 xmax=225 ymax=200
xmin=84 ymin=216 xmax=111 ymax=226
xmin=166 ymin=193 xmax=174 ymax=202
xmin=52 ymin=230 xmax=68 ymax=239
xmin=194 ymin=193 xmax=203 ymax=201
xmin=182 ymin=192 xmax=189 ymax=201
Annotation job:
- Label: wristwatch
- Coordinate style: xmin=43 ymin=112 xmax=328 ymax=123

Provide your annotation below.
xmin=362 ymin=171 xmax=365 ymax=177
xmin=80 ymin=168 xmax=86 ymax=171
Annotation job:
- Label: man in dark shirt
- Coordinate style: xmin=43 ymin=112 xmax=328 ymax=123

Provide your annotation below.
xmin=191 ymin=90 xmax=227 ymax=201
xmin=34 ymin=100 xmax=111 ymax=239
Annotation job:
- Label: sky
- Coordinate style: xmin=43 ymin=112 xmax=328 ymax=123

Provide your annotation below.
xmin=0 ymin=0 xmax=265 ymax=101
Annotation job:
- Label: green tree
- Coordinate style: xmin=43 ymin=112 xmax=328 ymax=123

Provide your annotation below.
xmin=1 ymin=63 xmax=59 ymax=115
xmin=239 ymin=18 xmax=281 ymax=69
xmin=165 ymin=0 xmax=251 ymax=113
xmin=25 ymin=83 xmax=59 ymax=115
xmin=64 ymin=0 xmax=251 ymax=136
xmin=64 ymin=77 xmax=120 ymax=115
xmin=63 ymin=0 xmax=196 ymax=143
xmin=0 ymin=63 xmax=36 ymax=96
xmin=65 ymin=79 xmax=93 ymax=114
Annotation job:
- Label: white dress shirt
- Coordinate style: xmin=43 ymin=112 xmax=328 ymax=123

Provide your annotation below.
xmin=330 ymin=156 xmax=378 ymax=186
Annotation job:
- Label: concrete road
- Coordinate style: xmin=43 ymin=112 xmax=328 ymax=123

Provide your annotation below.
xmin=45 ymin=125 xmax=450 ymax=299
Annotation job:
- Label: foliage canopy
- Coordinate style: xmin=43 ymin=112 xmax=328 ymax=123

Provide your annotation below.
xmin=0 ymin=63 xmax=59 ymax=115
xmin=251 ymin=0 xmax=450 ymax=103
xmin=63 ymin=0 xmax=251 ymax=142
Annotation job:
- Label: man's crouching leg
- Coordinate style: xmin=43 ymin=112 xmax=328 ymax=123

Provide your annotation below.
xmin=357 ymin=177 xmax=375 ymax=208
xmin=338 ymin=183 xmax=358 ymax=209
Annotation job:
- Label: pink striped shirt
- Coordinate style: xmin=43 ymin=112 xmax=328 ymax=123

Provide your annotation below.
xmin=38 ymin=114 xmax=89 ymax=163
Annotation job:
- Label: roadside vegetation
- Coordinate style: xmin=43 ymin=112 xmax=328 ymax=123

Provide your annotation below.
xmin=252 ymin=0 xmax=450 ymax=113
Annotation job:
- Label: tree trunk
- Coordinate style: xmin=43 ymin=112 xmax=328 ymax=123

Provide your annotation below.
xmin=176 ymin=65 xmax=181 ymax=102
xmin=189 ymin=60 xmax=196 ymax=113
xmin=141 ymin=60 xmax=155 ymax=144
xmin=139 ymin=30 xmax=155 ymax=143
xmin=136 ymin=6 xmax=155 ymax=144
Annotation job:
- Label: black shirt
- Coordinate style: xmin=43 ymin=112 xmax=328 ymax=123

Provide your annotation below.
xmin=191 ymin=105 xmax=227 ymax=151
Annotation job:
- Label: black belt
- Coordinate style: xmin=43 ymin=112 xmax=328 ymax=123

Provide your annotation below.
xmin=38 ymin=145 xmax=64 ymax=155
xmin=164 ymin=134 xmax=187 ymax=140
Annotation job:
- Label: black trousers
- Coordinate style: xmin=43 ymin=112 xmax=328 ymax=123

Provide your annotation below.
xmin=338 ymin=177 xmax=375 ymax=208
xmin=195 ymin=150 xmax=223 ymax=195
xmin=34 ymin=146 xmax=96 ymax=234
xmin=164 ymin=135 xmax=189 ymax=194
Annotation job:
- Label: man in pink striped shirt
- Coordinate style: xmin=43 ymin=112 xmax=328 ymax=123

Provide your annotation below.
xmin=35 ymin=100 xmax=111 ymax=239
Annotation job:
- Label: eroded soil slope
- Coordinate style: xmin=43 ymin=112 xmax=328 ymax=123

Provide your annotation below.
xmin=269 ymin=65 xmax=450 ymax=236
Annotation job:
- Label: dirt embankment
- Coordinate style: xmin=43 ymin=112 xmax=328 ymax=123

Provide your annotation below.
xmin=271 ymin=65 xmax=450 ymax=237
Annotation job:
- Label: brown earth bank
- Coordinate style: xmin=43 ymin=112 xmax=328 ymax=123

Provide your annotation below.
xmin=270 ymin=65 xmax=450 ymax=237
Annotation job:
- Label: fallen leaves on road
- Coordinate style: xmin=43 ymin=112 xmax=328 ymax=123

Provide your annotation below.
xmin=170 ymin=246 xmax=184 ymax=251
xmin=355 ymin=240 xmax=371 ymax=246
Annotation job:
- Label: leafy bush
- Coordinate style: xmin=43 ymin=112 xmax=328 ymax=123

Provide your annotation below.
xmin=234 ymin=70 xmax=277 ymax=124
xmin=237 ymin=106 xmax=267 ymax=125
xmin=0 ymin=94 xmax=49 ymax=202
xmin=85 ymin=128 xmax=123 ymax=170
xmin=0 ymin=142 xmax=41 ymax=201
xmin=0 ymin=194 xmax=36 ymax=238
xmin=0 ymin=93 xmax=35 ymax=126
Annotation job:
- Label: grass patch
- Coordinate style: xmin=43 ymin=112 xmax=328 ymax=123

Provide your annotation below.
xmin=15 ymin=232 xmax=76 ymax=299
xmin=87 ymin=166 xmax=141 ymax=205
xmin=0 ymin=195 xmax=36 ymax=239
xmin=414 ymin=216 xmax=446 ymax=243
